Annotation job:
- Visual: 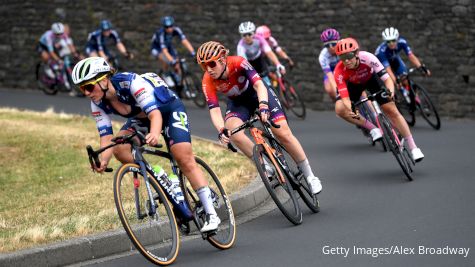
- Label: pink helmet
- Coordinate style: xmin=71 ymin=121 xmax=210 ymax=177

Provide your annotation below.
xmin=256 ymin=25 xmax=271 ymax=39
xmin=320 ymin=28 xmax=340 ymax=43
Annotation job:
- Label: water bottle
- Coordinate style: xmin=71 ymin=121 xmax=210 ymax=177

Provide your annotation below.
xmin=401 ymin=88 xmax=411 ymax=104
xmin=152 ymin=165 xmax=172 ymax=187
xmin=169 ymin=174 xmax=185 ymax=202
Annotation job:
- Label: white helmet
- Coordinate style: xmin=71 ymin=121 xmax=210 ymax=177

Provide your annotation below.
xmin=382 ymin=27 xmax=399 ymax=41
xmin=239 ymin=21 xmax=256 ymax=34
xmin=72 ymin=57 xmax=111 ymax=85
xmin=51 ymin=22 xmax=65 ymax=35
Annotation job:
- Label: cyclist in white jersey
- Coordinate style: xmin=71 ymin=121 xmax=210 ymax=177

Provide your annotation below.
xmin=317 ymin=28 xmax=340 ymax=101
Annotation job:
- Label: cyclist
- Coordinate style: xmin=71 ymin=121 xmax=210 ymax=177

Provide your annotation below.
xmin=197 ymin=41 xmax=322 ymax=194
xmin=237 ymin=21 xmax=286 ymax=87
xmin=255 ymin=25 xmax=294 ymax=67
xmin=151 ymin=16 xmax=195 ymax=97
xmin=85 ymin=20 xmax=133 ymax=61
xmin=333 ymin=38 xmax=424 ymax=162
xmin=37 ymin=22 xmax=69 ymax=78
xmin=317 ymin=28 xmax=340 ymax=101
xmin=375 ymin=27 xmax=431 ymax=94
xmin=72 ymin=57 xmax=220 ymax=232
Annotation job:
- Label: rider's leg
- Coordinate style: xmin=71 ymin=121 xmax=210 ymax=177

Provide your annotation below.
xmin=323 ymin=77 xmax=337 ymax=101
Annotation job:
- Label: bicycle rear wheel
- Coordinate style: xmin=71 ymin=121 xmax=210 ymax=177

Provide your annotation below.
xmin=378 ymin=115 xmax=413 ymax=181
xmin=282 ymin=78 xmax=306 ymax=119
xmin=183 ymin=72 xmax=207 ymax=108
xmin=36 ymin=62 xmax=58 ymax=95
xmin=272 ymin=141 xmax=319 ymax=213
xmin=114 ymin=163 xmax=180 ymax=266
xmin=253 ymin=144 xmax=303 ymax=225
xmin=394 ymin=88 xmax=415 ymax=126
xmin=181 ymin=157 xmax=236 ymax=249
xmin=414 ymin=83 xmax=441 ymax=130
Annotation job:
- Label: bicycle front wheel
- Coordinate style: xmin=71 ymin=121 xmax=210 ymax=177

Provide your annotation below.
xmin=183 ymin=72 xmax=207 ymax=108
xmin=114 ymin=163 xmax=180 ymax=266
xmin=181 ymin=157 xmax=236 ymax=249
xmin=282 ymin=78 xmax=306 ymax=119
xmin=414 ymin=83 xmax=441 ymax=130
xmin=253 ymin=144 xmax=303 ymax=225
xmin=378 ymin=115 xmax=413 ymax=181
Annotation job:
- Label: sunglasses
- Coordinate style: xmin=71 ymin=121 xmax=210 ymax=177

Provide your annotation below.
xmin=386 ymin=39 xmax=397 ymax=44
xmin=324 ymin=42 xmax=337 ymax=48
xmin=339 ymin=51 xmax=357 ymax=61
xmin=79 ymin=74 xmax=108 ymax=94
xmin=201 ymin=60 xmax=219 ymax=70
xmin=242 ymin=33 xmax=253 ymax=37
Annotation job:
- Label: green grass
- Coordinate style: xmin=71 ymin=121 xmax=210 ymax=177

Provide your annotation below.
xmin=0 ymin=108 xmax=255 ymax=252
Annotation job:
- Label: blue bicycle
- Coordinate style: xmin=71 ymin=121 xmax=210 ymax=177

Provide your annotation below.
xmin=86 ymin=124 xmax=235 ymax=265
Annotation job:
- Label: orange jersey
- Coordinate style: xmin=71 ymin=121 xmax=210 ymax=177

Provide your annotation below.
xmin=201 ymin=56 xmax=262 ymax=109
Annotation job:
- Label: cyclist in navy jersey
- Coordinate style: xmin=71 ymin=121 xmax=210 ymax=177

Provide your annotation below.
xmin=72 ymin=57 xmax=221 ymax=232
xmin=375 ymin=27 xmax=431 ymax=89
xmin=85 ymin=20 xmax=133 ymax=61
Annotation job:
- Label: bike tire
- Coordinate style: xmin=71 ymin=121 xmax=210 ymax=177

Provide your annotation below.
xmin=272 ymin=141 xmax=319 ymax=213
xmin=183 ymin=72 xmax=207 ymax=108
xmin=181 ymin=157 xmax=236 ymax=250
xmin=394 ymin=88 xmax=415 ymax=126
xmin=378 ymin=114 xmax=413 ymax=181
xmin=252 ymin=144 xmax=303 ymax=225
xmin=282 ymin=78 xmax=306 ymax=119
xmin=414 ymin=83 xmax=441 ymax=130
xmin=114 ymin=163 xmax=180 ymax=266
xmin=36 ymin=62 xmax=58 ymax=95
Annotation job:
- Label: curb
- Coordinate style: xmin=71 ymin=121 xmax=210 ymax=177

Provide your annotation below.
xmin=0 ymin=176 xmax=267 ymax=267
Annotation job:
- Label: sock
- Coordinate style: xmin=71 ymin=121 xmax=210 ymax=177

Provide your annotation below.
xmin=404 ymin=135 xmax=417 ymax=150
xmin=362 ymin=118 xmax=377 ymax=131
xmin=196 ymin=187 xmax=216 ymax=215
xmin=297 ymin=158 xmax=315 ymax=178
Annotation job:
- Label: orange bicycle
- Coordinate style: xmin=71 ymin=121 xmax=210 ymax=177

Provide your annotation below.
xmin=228 ymin=112 xmax=319 ymax=225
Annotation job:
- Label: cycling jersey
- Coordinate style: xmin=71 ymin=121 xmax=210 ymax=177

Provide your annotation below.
xmin=85 ymin=29 xmax=121 ymax=56
xmin=90 ymin=72 xmax=190 ymax=145
xmin=201 ymin=56 xmax=285 ymax=123
xmin=318 ymin=47 xmax=339 ymax=82
xmin=374 ymin=37 xmax=413 ymax=76
xmin=334 ymin=51 xmax=390 ymax=101
xmin=151 ymin=26 xmax=186 ymax=58
xmin=237 ymin=35 xmax=272 ymax=76
xmin=38 ymin=30 xmax=68 ymax=53
xmin=266 ymin=36 xmax=282 ymax=53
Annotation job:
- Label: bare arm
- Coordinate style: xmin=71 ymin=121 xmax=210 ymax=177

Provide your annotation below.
xmin=209 ymin=107 xmax=225 ymax=131
xmin=145 ymin=110 xmax=163 ymax=146
xmin=181 ymin=38 xmax=195 ymax=55
xmin=96 ymin=134 xmax=114 ymax=173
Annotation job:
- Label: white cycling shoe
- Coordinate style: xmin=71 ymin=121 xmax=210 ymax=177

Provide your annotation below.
xmin=200 ymin=213 xmax=221 ymax=233
xmin=307 ymin=175 xmax=322 ymax=195
xmin=411 ymin=148 xmax=425 ymax=162
xmin=370 ymin=128 xmax=383 ymax=142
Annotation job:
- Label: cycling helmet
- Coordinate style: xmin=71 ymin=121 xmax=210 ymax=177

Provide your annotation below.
xmin=72 ymin=57 xmax=111 ymax=85
xmin=320 ymin=28 xmax=340 ymax=43
xmin=196 ymin=41 xmax=229 ymax=64
xmin=239 ymin=21 xmax=256 ymax=34
xmin=162 ymin=16 xmax=175 ymax=27
xmin=382 ymin=27 xmax=399 ymax=41
xmin=256 ymin=25 xmax=271 ymax=39
xmin=100 ymin=20 xmax=112 ymax=31
xmin=51 ymin=22 xmax=64 ymax=35
xmin=335 ymin=38 xmax=359 ymax=56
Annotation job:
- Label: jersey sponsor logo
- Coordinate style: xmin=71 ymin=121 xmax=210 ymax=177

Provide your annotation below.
xmin=134 ymin=88 xmax=146 ymax=98
xmin=99 ymin=128 xmax=108 ymax=135
xmin=144 ymin=105 xmax=158 ymax=113
xmin=172 ymin=111 xmax=189 ymax=132
xmin=240 ymin=60 xmax=253 ymax=71
xmin=337 ymin=74 xmax=344 ymax=84
xmin=92 ymin=111 xmax=101 ymax=117
xmin=238 ymin=76 xmax=245 ymax=83
xmin=119 ymin=81 xmax=131 ymax=89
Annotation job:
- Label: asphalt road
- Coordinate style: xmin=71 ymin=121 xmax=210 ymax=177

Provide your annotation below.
xmin=1 ymin=89 xmax=474 ymax=267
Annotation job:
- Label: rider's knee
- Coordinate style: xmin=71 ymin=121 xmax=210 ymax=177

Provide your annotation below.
xmin=334 ymin=101 xmax=346 ymax=118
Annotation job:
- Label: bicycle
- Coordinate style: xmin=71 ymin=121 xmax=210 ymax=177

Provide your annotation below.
xmin=35 ymin=55 xmax=81 ymax=96
xmin=86 ymin=124 xmax=235 ymax=265
xmin=394 ymin=67 xmax=441 ymax=130
xmin=161 ymin=57 xmax=207 ymax=108
xmin=357 ymin=95 xmax=389 ymax=151
xmin=268 ymin=62 xmax=306 ymax=119
xmin=228 ymin=112 xmax=320 ymax=225
xmin=352 ymin=89 xmax=415 ymax=181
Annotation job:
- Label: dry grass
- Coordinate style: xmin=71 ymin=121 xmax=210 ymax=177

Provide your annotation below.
xmin=0 ymin=108 xmax=255 ymax=252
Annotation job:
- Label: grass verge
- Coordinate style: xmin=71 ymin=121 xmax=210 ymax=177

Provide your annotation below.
xmin=0 ymin=108 xmax=255 ymax=252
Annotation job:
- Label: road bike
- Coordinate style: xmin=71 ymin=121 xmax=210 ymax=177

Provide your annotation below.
xmin=394 ymin=68 xmax=441 ymax=130
xmin=268 ymin=63 xmax=306 ymax=119
xmin=228 ymin=112 xmax=320 ymax=225
xmin=353 ymin=89 xmax=415 ymax=181
xmin=35 ymin=55 xmax=81 ymax=96
xmin=86 ymin=124 xmax=235 ymax=265
xmin=161 ymin=57 xmax=206 ymax=108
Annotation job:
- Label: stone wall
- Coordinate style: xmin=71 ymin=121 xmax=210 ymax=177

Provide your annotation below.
xmin=0 ymin=0 xmax=473 ymax=117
